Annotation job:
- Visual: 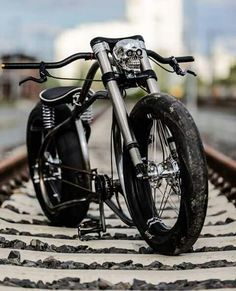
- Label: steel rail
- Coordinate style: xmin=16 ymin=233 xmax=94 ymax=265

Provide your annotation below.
xmin=204 ymin=144 xmax=236 ymax=204
xmin=0 ymin=117 xmax=236 ymax=203
xmin=204 ymin=144 xmax=236 ymax=186
xmin=0 ymin=146 xmax=28 ymax=189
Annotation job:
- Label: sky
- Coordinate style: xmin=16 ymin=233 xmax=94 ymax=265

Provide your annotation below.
xmin=0 ymin=0 xmax=125 ymax=59
xmin=188 ymin=0 xmax=236 ymax=54
xmin=0 ymin=0 xmax=236 ymax=60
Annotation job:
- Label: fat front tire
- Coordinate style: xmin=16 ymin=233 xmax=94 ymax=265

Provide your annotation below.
xmin=124 ymin=93 xmax=208 ymax=255
xmin=27 ymin=102 xmax=90 ymax=227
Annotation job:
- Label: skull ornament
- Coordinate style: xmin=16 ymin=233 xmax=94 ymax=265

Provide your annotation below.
xmin=113 ymin=39 xmax=143 ymax=72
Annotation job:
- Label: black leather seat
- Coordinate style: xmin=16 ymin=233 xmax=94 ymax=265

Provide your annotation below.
xmin=40 ymin=86 xmax=81 ymax=106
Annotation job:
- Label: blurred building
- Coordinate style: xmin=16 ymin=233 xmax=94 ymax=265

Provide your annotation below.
xmin=0 ymin=54 xmax=40 ymax=101
xmin=55 ymin=0 xmax=183 ymax=79
xmin=54 ymin=0 xmax=236 ymax=101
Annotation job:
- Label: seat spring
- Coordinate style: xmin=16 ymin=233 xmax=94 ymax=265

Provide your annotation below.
xmin=42 ymin=104 xmax=55 ymax=129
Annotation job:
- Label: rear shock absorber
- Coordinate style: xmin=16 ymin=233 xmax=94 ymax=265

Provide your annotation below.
xmin=42 ymin=104 xmax=55 ymax=129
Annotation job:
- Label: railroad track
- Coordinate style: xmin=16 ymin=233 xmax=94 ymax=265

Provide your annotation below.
xmin=0 ymin=105 xmax=235 ymax=290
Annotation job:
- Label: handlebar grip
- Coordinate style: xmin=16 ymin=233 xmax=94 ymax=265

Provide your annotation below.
xmin=147 ymin=50 xmax=194 ymax=64
xmin=2 ymin=63 xmax=41 ymax=69
xmin=175 ymin=56 xmax=194 ymax=63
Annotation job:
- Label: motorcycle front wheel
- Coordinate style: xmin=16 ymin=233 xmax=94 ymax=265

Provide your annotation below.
xmin=123 ymin=93 xmax=208 ymax=255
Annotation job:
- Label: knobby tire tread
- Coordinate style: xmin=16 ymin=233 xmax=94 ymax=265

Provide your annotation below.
xmin=123 ymin=93 xmax=208 ymax=255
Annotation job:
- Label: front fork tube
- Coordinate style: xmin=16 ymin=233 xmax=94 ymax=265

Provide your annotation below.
xmin=94 ymin=45 xmax=159 ymax=177
xmin=141 ymin=49 xmax=160 ymax=94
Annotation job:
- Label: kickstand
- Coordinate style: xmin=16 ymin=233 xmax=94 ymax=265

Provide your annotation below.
xmin=78 ymin=174 xmax=106 ymax=239
xmin=78 ymin=219 xmax=103 ymax=239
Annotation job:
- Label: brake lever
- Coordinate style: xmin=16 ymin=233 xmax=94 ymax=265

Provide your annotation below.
xmin=169 ymin=57 xmax=186 ymax=76
xmin=19 ymin=62 xmax=48 ymax=86
xmin=19 ymin=75 xmax=47 ymax=85
xmin=186 ymin=69 xmax=197 ymax=77
xmin=169 ymin=57 xmax=197 ymax=77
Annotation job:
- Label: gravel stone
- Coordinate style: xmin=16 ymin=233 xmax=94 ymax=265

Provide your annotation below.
xmin=34 ymin=233 xmax=54 ymax=238
xmin=108 ymin=247 xmax=135 ymax=253
xmin=20 ymin=231 xmax=32 ymax=236
xmin=0 ymin=217 xmax=14 ymax=223
xmin=36 ymin=280 xmax=46 ymax=289
xmin=7 ymin=250 xmax=21 ymax=263
xmin=18 ymin=220 xmax=31 ymax=224
xmin=12 ymin=239 xmax=26 ymax=249
xmin=42 ymin=256 xmax=61 ymax=268
xmin=218 ymin=232 xmax=236 ymax=237
xmin=32 ymin=219 xmax=48 ymax=225
xmin=60 ymin=261 xmax=75 ymax=269
xmin=139 ymin=247 xmax=154 ymax=254
xmin=30 ymin=239 xmax=47 ymax=251
xmin=0 ymin=277 xmax=236 ymax=290
xmin=4 ymin=205 xmax=20 ymax=213
xmin=210 ymin=210 xmax=226 ymax=216
xmin=2 ymin=228 xmax=19 ymax=235
xmin=132 ymin=279 xmax=148 ymax=289
xmin=88 ymin=232 xmax=142 ymax=241
xmin=0 ymin=228 xmax=74 ymax=239
xmin=0 ymin=236 xmax=6 ymax=243
xmin=4 ymin=255 xmax=234 ymax=271
xmin=113 ymin=233 xmax=128 ymax=239
xmin=200 ymin=233 xmax=215 ymax=237
xmin=19 ymin=279 xmax=37 ymax=288
xmin=174 ymin=262 xmax=195 ymax=270
xmin=120 ymin=259 xmax=133 ymax=266
xmin=223 ymin=245 xmax=236 ymax=251
xmin=101 ymin=261 xmax=114 ymax=269
xmin=195 ymin=245 xmax=236 ymax=252
xmin=0 ymin=259 xmax=8 ymax=265
xmin=56 ymin=244 xmax=77 ymax=253
xmin=0 ymin=237 xmax=138 ymax=256
xmin=147 ymin=261 xmax=163 ymax=269
xmin=98 ymin=278 xmax=113 ymax=290
xmin=54 ymin=234 xmax=73 ymax=239
xmin=114 ymin=281 xmax=132 ymax=289
xmin=22 ymin=260 xmax=38 ymax=268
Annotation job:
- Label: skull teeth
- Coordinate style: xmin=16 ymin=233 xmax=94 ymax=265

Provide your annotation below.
xmin=126 ymin=59 xmax=141 ymax=70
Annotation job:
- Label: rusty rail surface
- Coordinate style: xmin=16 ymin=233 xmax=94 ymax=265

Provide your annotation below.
xmin=205 ymin=144 xmax=236 ymax=186
xmin=0 ymin=138 xmax=235 ymax=204
xmin=0 ymin=146 xmax=28 ymax=197
xmin=204 ymin=144 xmax=236 ymax=204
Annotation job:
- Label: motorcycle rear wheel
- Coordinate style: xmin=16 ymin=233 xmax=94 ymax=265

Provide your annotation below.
xmin=27 ymin=102 xmax=90 ymax=227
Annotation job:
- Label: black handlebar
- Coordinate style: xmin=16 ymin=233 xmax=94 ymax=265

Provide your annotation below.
xmin=147 ymin=50 xmax=194 ymax=64
xmin=1 ymin=50 xmax=194 ymax=71
xmin=1 ymin=52 xmax=95 ymax=70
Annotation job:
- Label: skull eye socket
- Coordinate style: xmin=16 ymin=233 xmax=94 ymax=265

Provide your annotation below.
xmin=136 ymin=49 xmax=142 ymax=56
xmin=117 ymin=47 xmax=124 ymax=56
xmin=126 ymin=49 xmax=133 ymax=57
